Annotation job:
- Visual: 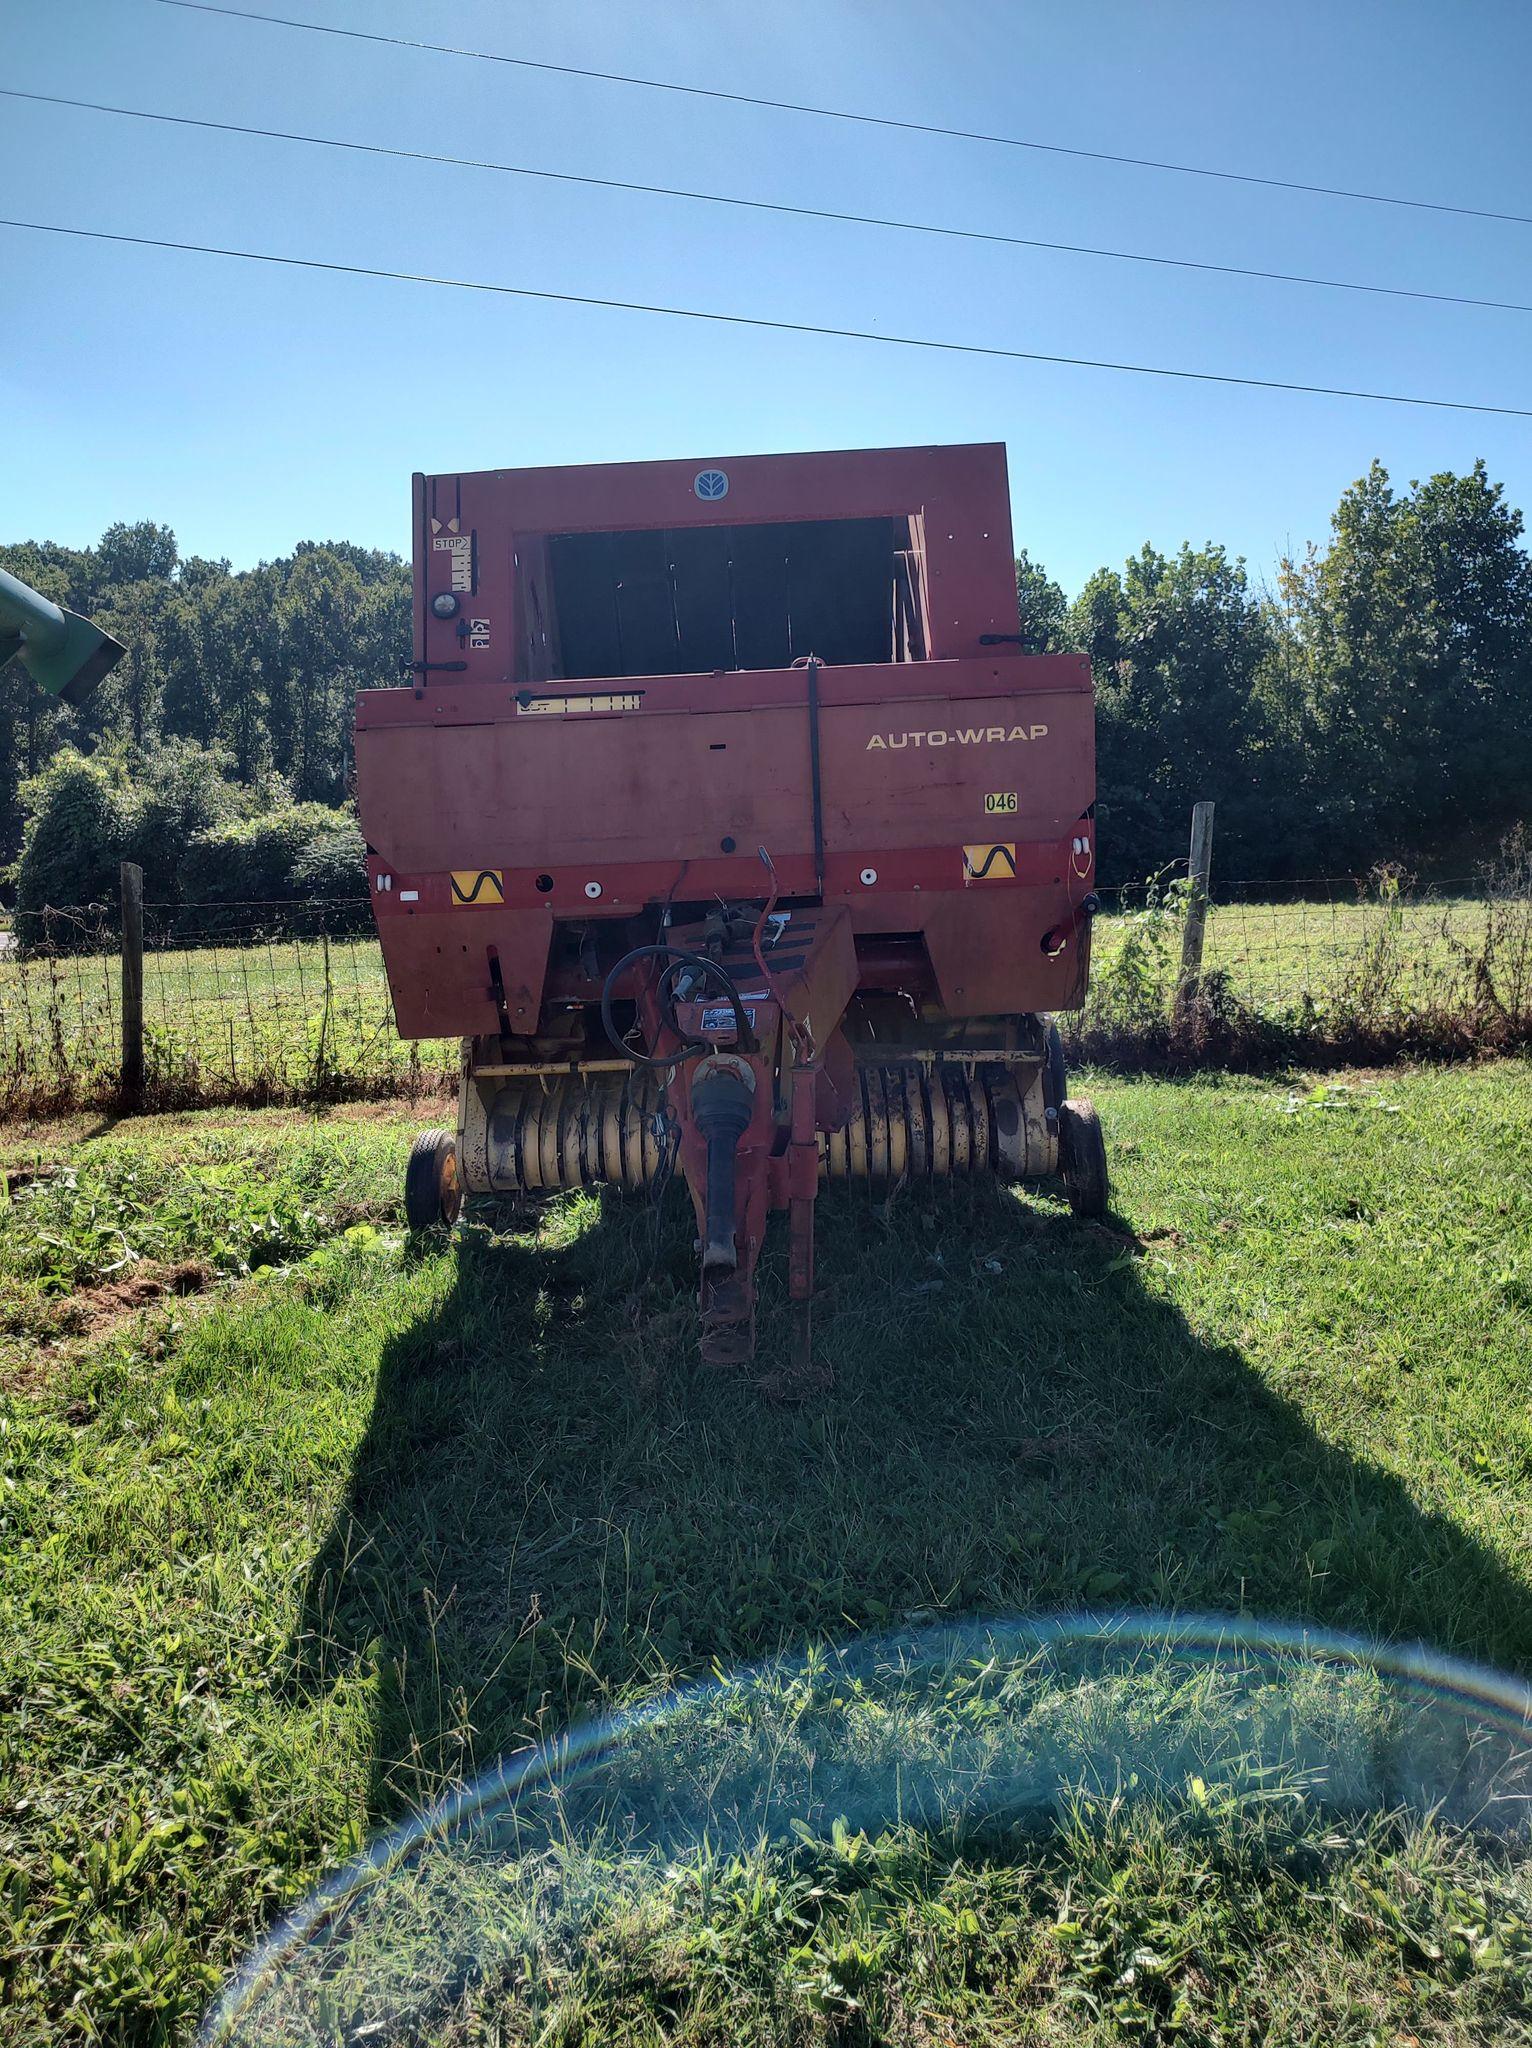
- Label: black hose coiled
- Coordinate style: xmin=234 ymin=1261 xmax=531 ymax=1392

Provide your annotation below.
xmin=599 ymin=944 xmax=753 ymax=1069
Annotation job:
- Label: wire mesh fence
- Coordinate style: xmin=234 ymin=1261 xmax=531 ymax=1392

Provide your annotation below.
xmin=2 ymin=860 xmax=1530 ymax=1117
xmin=1063 ymin=856 xmax=1532 ymax=1064
xmin=0 ymin=899 xmax=455 ymax=1115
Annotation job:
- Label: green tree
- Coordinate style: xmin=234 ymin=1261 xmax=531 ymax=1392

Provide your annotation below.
xmin=1015 ymin=548 xmax=1069 ymax=652
xmin=273 ymin=549 xmax=369 ymax=801
xmin=95 ymin=520 xmax=178 ymax=587
xmin=91 ymin=579 xmax=179 ymax=750
xmin=1069 ymin=543 xmax=1279 ymax=882
xmin=1279 ymin=461 xmax=1532 ymax=863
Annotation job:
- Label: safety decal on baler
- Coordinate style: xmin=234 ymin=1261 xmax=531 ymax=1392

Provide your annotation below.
xmin=432 ymin=532 xmax=475 ymax=593
xmin=517 ymin=692 xmax=643 ymax=716
xmin=450 ymin=869 xmax=505 ymax=906
xmin=962 ymin=843 xmax=1018 ymax=883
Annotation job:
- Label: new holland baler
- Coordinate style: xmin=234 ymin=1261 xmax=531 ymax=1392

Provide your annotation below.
xmin=356 ymin=441 xmax=1106 ymax=1369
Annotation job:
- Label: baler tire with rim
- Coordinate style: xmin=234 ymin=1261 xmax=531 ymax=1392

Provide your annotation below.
xmin=1059 ymin=1096 xmax=1109 ymax=1219
xmin=404 ymin=1128 xmax=462 ymax=1234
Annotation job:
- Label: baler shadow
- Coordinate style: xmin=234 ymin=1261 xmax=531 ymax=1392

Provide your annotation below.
xmin=293 ymin=1182 xmax=1532 ymax=1824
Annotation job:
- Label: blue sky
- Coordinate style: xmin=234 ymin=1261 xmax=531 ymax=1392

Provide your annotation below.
xmin=4 ymin=0 xmax=1531 ymax=595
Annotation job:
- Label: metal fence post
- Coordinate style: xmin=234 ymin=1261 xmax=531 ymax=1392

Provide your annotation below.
xmin=120 ymin=860 xmax=144 ymax=1107
xmin=1175 ymin=801 xmax=1215 ymax=1022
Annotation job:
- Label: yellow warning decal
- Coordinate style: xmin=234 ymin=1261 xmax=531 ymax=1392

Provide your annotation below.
xmin=450 ymin=869 xmax=505 ymax=907
xmin=963 ymin=842 xmax=1018 ymax=883
xmin=983 ymin=791 xmax=1018 ymax=815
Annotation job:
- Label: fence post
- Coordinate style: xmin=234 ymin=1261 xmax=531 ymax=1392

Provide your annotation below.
xmin=1175 ymin=801 xmax=1215 ymax=1021
xmin=120 ymin=860 xmax=144 ymax=1107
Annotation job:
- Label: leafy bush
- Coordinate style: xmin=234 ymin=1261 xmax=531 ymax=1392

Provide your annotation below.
xmin=179 ymin=806 xmax=337 ymax=903
xmin=12 ymin=739 xmax=249 ymax=926
xmin=290 ymin=815 xmax=367 ymax=899
xmin=12 ymin=741 xmax=367 ymax=946
xmin=1087 ymin=868 xmax=1189 ymax=1034
xmin=12 ymin=752 xmax=130 ymax=933
xmin=178 ymin=804 xmax=368 ymax=933
xmin=123 ymin=737 xmax=246 ymax=898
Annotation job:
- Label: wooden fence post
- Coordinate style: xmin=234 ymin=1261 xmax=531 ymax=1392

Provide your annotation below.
xmin=120 ymin=860 xmax=144 ymax=1107
xmin=1175 ymin=801 xmax=1215 ymax=1021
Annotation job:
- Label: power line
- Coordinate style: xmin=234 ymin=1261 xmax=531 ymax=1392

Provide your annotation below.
xmin=8 ymin=85 xmax=1531 ymax=322
xmin=152 ymin=0 xmax=1532 ymax=231
xmin=6 ymin=214 xmax=1531 ymax=419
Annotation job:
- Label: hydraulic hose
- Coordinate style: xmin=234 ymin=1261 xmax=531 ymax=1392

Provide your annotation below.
xmin=599 ymin=943 xmax=753 ymax=1069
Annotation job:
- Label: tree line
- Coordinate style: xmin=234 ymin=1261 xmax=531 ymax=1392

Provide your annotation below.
xmin=1022 ymin=459 xmax=1532 ymax=883
xmin=1 ymin=520 xmax=407 ymax=841
xmin=3 ymin=459 xmax=1529 ymax=912
xmin=0 ymin=523 xmax=407 ymax=927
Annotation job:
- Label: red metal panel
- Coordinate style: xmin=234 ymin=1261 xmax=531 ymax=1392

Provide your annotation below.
xmin=356 ymin=661 xmax=1092 ymax=873
xmin=415 ymin=443 xmax=1019 ymax=683
xmin=375 ymin=903 xmax=553 ymax=1038
xmin=923 ymin=892 xmax=1092 ymax=1013
xmin=363 ymin=443 xmax=1099 ymax=1040
xmin=363 ymin=653 xmax=1087 ymax=728
xmin=368 ymin=834 xmax=1090 ymax=918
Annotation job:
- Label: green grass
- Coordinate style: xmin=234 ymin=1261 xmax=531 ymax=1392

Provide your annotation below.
xmin=224 ymin=1630 xmax=1532 ymax=2046
xmin=1 ymin=1064 xmax=1531 ymax=2042
xmin=0 ymin=1110 xmax=411 ymax=1367
xmin=0 ymin=933 xmax=452 ymax=1110
xmin=1092 ymin=888 xmax=1495 ymax=1010
xmin=4 ymin=887 xmax=1527 ymax=1114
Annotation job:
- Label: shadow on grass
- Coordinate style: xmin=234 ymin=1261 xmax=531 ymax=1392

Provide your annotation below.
xmin=293 ymin=1179 xmax=1532 ymax=1824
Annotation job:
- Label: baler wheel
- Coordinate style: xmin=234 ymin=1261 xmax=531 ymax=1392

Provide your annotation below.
xmin=1059 ymin=1097 xmax=1109 ymax=1219
xmin=404 ymin=1127 xmax=462 ymax=1234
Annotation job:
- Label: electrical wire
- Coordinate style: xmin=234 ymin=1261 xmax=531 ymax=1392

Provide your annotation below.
xmin=8 ymin=86 xmax=1530 ymax=321
xmin=6 ymin=214 xmax=1532 ymax=419
xmin=152 ymin=0 xmax=1532 ymax=231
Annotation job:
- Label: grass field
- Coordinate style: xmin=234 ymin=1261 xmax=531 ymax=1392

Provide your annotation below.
xmin=2 ymin=1060 xmax=1530 ymax=2042
xmin=3 ymin=886 xmax=1528 ymax=1114
xmin=0 ymin=927 xmax=438 ymax=1109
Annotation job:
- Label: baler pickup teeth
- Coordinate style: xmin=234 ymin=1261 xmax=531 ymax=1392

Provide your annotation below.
xmin=460 ymin=1061 xmax=1056 ymax=1197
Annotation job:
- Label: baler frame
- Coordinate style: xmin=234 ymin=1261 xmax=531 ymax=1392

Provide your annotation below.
xmin=359 ymin=442 xmax=1108 ymax=1375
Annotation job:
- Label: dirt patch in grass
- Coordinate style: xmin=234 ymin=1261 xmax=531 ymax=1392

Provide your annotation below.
xmin=1 ymin=1258 xmax=219 ymax=1396
xmin=67 ymin=1257 xmax=216 ymax=1334
xmin=2 ymin=1106 xmax=426 ymax=1405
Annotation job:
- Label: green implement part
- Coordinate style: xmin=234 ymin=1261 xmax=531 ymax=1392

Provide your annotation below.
xmin=0 ymin=564 xmax=126 ymax=703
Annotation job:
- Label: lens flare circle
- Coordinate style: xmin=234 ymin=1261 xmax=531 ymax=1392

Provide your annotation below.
xmin=204 ymin=1611 xmax=1532 ymax=2044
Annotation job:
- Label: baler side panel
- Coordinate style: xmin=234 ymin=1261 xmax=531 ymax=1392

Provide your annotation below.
xmin=379 ymin=908 xmax=552 ymax=1040
xmin=357 ymin=660 xmax=1091 ymax=868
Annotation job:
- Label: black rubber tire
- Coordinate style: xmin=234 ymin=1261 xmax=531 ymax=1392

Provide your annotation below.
xmin=404 ymin=1127 xmax=462 ymax=1233
xmin=1059 ymin=1096 xmax=1109 ymax=1219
